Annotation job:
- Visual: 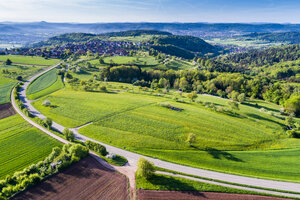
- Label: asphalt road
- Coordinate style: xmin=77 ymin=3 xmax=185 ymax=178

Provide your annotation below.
xmin=14 ymin=63 xmax=300 ymax=195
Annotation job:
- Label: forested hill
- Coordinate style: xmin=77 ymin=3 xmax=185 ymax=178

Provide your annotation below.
xmin=242 ymin=32 xmax=300 ymax=44
xmin=31 ymin=30 xmax=172 ymax=47
xmin=216 ymin=44 xmax=300 ymax=67
xmin=152 ymin=35 xmax=218 ymax=54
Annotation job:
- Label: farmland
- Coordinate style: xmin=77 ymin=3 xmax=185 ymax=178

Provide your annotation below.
xmin=0 ymin=78 xmax=16 ymax=105
xmin=31 ymin=85 xmax=300 ymax=182
xmin=0 ymin=115 xmax=62 ymax=179
xmin=14 ymin=156 xmax=128 ymax=200
xmin=27 ymin=68 xmax=64 ymax=99
xmin=0 ymin=55 xmax=59 ymax=66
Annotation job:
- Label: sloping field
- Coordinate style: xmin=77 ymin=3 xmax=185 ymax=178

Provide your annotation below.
xmin=0 ymin=55 xmax=59 ymax=66
xmin=0 ymin=80 xmax=16 ymax=105
xmin=31 ymin=89 xmax=300 ymax=181
xmin=138 ymin=190 xmax=288 ymax=200
xmin=14 ymin=156 xmax=128 ymax=200
xmin=0 ymin=115 xmax=61 ymax=179
xmin=27 ymin=68 xmax=64 ymax=99
xmin=0 ymin=103 xmax=15 ymax=119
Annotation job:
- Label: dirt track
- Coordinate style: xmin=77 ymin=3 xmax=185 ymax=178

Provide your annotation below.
xmin=138 ymin=190 xmax=289 ymax=200
xmin=13 ymin=156 xmax=129 ymax=200
xmin=0 ymin=103 xmax=15 ymax=119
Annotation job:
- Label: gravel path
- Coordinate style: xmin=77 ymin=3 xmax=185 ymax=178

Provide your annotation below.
xmin=12 ymin=63 xmax=300 ymax=198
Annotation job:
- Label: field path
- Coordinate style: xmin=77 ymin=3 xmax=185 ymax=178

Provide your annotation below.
xmin=12 ymin=63 xmax=300 ymax=198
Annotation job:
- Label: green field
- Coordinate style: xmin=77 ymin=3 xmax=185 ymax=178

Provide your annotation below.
xmin=0 ymin=77 xmax=16 ymax=105
xmin=27 ymin=68 xmax=64 ymax=99
xmin=0 ymin=55 xmax=59 ymax=66
xmin=31 ymin=85 xmax=300 ymax=182
xmin=0 ymin=115 xmax=62 ymax=179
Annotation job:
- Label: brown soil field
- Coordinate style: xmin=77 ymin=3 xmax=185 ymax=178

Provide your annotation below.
xmin=138 ymin=190 xmax=289 ymax=200
xmin=0 ymin=103 xmax=15 ymax=119
xmin=14 ymin=156 xmax=129 ymax=200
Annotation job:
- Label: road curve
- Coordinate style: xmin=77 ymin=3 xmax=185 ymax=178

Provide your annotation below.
xmin=15 ymin=63 xmax=300 ymax=194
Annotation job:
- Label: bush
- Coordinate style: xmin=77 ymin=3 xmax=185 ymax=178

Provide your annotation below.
xmin=45 ymin=117 xmax=52 ymax=128
xmin=63 ymin=128 xmax=75 ymax=141
xmin=136 ymin=158 xmax=155 ymax=179
xmin=42 ymin=100 xmax=51 ymax=107
xmin=227 ymin=100 xmax=239 ymax=110
xmin=85 ymin=140 xmax=107 ymax=156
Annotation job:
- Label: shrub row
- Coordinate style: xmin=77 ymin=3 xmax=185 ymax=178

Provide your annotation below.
xmin=85 ymin=140 xmax=108 ymax=156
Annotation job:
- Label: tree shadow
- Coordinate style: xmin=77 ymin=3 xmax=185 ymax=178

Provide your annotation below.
xmin=205 ymin=148 xmax=244 ymax=162
xmin=243 ymin=102 xmax=278 ymax=113
xmin=147 ymin=174 xmax=204 ymax=194
xmin=246 ymin=113 xmax=284 ymax=127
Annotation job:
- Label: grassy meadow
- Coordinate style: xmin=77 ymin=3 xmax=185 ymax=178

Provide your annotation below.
xmin=27 ymin=68 xmax=64 ymax=100
xmin=0 ymin=55 xmax=59 ymax=65
xmin=0 ymin=115 xmax=62 ymax=179
xmin=31 ymin=83 xmax=300 ymax=182
xmin=87 ymin=55 xmax=194 ymax=70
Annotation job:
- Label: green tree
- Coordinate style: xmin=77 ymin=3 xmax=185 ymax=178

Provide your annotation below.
xmin=5 ymin=59 xmax=12 ymax=65
xmin=227 ymin=101 xmax=239 ymax=110
xmin=63 ymin=128 xmax=75 ymax=142
xmin=285 ymin=95 xmax=300 ymax=117
xmin=45 ymin=118 xmax=52 ymax=128
xmin=237 ymin=93 xmax=246 ymax=103
xmin=187 ymin=91 xmax=198 ymax=102
xmin=136 ymin=158 xmax=155 ymax=179
xmin=186 ymin=133 xmax=196 ymax=146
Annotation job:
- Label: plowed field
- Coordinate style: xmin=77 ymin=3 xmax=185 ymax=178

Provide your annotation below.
xmin=14 ymin=156 xmax=129 ymax=200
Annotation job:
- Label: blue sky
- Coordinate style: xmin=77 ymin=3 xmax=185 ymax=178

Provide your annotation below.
xmin=0 ymin=0 xmax=299 ymax=23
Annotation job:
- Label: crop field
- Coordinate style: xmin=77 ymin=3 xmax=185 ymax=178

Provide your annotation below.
xmin=31 ymin=86 xmax=300 ymax=182
xmin=0 ymin=78 xmax=16 ymax=105
xmin=0 ymin=115 xmax=62 ymax=179
xmin=27 ymin=68 xmax=64 ymax=99
xmin=0 ymin=55 xmax=59 ymax=65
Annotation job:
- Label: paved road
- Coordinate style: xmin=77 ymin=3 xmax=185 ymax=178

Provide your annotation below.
xmin=15 ymin=64 xmax=300 ymax=194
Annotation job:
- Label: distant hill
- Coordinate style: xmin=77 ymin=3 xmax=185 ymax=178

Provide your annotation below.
xmin=216 ymin=44 xmax=300 ymax=67
xmin=152 ymin=35 xmax=218 ymax=53
xmin=151 ymin=35 xmax=220 ymax=58
xmin=32 ymin=30 xmax=220 ymax=59
xmin=242 ymin=32 xmax=300 ymax=44
xmin=31 ymin=30 xmax=172 ymax=47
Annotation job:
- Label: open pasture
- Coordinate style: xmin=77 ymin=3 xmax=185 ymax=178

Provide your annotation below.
xmin=31 ymin=86 xmax=300 ymax=181
xmin=0 ymin=115 xmax=61 ymax=179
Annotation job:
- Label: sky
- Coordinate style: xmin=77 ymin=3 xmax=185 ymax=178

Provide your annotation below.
xmin=0 ymin=0 xmax=299 ymax=23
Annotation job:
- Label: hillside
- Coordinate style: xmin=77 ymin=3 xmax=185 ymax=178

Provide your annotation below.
xmin=31 ymin=30 xmax=173 ymax=47
xmin=151 ymin=35 xmax=220 ymax=58
xmin=216 ymin=44 xmax=300 ymax=67
xmin=242 ymin=32 xmax=300 ymax=44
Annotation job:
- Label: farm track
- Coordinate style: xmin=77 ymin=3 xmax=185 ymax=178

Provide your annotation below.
xmin=11 ymin=62 xmax=300 ymax=198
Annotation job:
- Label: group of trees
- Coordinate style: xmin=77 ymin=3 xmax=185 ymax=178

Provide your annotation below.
xmin=0 ymin=144 xmax=89 ymax=199
xmin=98 ymin=65 xmax=299 ymax=115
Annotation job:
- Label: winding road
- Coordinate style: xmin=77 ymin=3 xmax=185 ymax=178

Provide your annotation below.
xmin=12 ymin=63 xmax=300 ymax=198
